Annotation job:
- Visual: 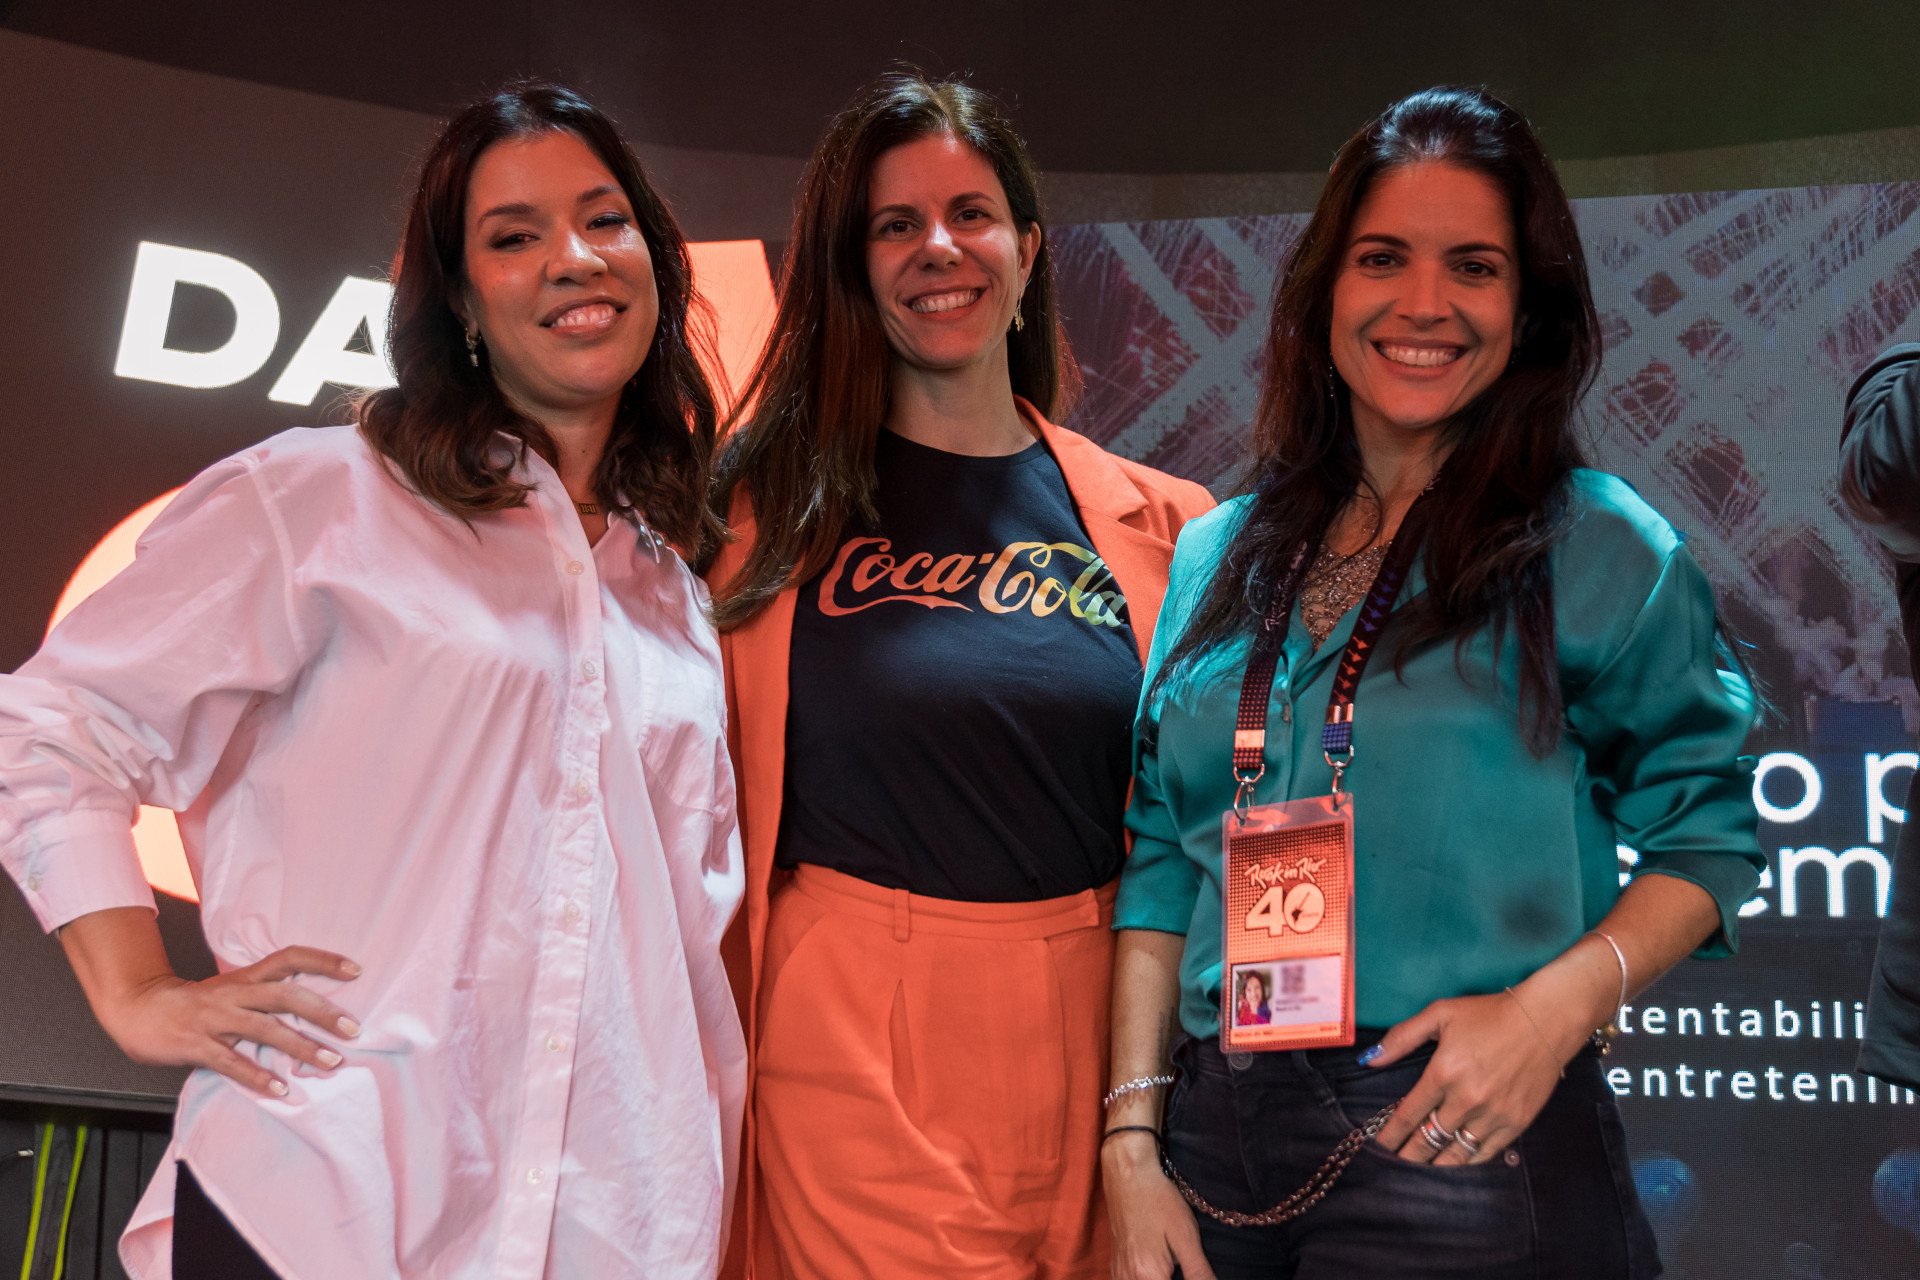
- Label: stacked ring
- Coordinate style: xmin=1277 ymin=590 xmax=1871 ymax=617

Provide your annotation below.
xmin=1453 ymin=1126 xmax=1482 ymax=1158
xmin=1417 ymin=1113 xmax=1454 ymax=1153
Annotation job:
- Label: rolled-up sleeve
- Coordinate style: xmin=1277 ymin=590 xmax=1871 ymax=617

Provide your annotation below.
xmin=1116 ymin=536 xmax=1206 ymax=935
xmin=1566 ymin=544 xmax=1763 ymax=956
xmin=0 ymin=454 xmax=316 ymax=931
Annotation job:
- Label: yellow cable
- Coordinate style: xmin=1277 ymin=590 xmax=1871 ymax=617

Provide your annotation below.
xmin=51 ymin=1126 xmax=87 ymax=1280
xmin=17 ymin=1122 xmax=52 ymax=1280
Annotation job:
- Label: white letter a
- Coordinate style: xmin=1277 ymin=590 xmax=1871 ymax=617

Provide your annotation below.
xmin=269 ymin=277 xmax=397 ymax=406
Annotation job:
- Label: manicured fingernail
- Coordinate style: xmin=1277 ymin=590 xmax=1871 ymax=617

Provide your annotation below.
xmin=268 ymin=1079 xmax=289 ymax=1097
xmin=337 ymin=1017 xmax=361 ymax=1038
xmin=1357 ymin=1044 xmax=1383 ymax=1065
xmin=316 ymin=1049 xmax=343 ymax=1068
xmin=340 ymin=960 xmax=362 ymax=978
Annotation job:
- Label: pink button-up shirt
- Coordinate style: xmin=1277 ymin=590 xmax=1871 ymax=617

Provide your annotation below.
xmin=0 ymin=427 xmax=746 ymax=1279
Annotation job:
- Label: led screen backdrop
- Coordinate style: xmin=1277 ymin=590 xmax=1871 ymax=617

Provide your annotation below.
xmin=1051 ymin=187 xmax=1920 ymax=1276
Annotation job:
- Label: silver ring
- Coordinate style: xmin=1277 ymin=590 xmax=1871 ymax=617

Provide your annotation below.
xmin=1453 ymin=1126 xmax=1482 ymax=1157
xmin=1418 ymin=1114 xmax=1454 ymax=1153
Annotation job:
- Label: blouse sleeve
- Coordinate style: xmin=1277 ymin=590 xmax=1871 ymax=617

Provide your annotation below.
xmin=1114 ymin=526 xmax=1209 ymax=935
xmin=0 ymin=453 xmax=319 ymax=931
xmin=1563 ymin=540 xmax=1763 ymax=957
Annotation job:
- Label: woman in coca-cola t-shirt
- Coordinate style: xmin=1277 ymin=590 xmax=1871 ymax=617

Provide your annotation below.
xmin=704 ymin=70 xmax=1212 ymax=1280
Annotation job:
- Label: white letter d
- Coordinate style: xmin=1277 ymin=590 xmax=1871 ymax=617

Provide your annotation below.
xmin=113 ymin=242 xmax=280 ymax=390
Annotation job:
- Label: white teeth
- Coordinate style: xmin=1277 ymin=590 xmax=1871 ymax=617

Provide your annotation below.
xmin=909 ymin=289 xmax=982 ymax=314
xmin=1377 ymin=343 xmax=1461 ymax=367
xmin=551 ymin=303 xmax=617 ymax=329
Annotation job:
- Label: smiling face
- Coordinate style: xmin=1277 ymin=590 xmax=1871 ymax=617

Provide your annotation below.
xmin=1242 ymin=972 xmax=1266 ymax=1006
xmin=458 ymin=129 xmax=659 ymax=427
xmin=1330 ymin=160 xmax=1520 ymax=456
xmin=864 ymin=132 xmax=1040 ymax=381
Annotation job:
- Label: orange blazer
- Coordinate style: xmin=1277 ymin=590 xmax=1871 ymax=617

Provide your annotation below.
xmin=708 ymin=405 xmax=1214 ymax=1276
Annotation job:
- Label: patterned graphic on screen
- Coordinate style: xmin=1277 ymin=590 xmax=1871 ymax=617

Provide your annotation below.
xmin=1056 ymin=187 xmax=1919 ymax=727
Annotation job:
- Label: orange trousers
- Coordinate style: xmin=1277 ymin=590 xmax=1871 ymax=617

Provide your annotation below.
xmin=754 ymin=865 xmax=1116 ymax=1279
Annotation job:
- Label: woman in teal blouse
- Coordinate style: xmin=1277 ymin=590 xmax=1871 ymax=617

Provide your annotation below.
xmin=1101 ymin=87 xmax=1763 ymax=1280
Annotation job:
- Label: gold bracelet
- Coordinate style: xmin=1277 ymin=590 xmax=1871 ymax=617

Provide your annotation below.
xmin=1588 ymin=929 xmax=1629 ymax=1014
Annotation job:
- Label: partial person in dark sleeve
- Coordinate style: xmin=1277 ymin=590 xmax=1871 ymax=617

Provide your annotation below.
xmin=1841 ymin=343 xmax=1920 ymax=1091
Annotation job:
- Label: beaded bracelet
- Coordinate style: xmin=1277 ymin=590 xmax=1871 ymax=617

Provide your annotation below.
xmin=1103 ymin=1073 xmax=1175 ymax=1108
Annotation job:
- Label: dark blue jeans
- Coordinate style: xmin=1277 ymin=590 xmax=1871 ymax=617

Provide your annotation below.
xmin=1163 ymin=1035 xmax=1661 ymax=1279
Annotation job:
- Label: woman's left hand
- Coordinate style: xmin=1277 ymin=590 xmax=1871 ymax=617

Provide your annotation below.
xmin=1363 ymin=986 xmax=1585 ymax=1166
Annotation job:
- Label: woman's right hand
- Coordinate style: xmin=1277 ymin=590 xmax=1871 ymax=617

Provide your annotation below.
xmin=1104 ymin=1133 xmax=1217 ymax=1280
xmin=60 ymin=910 xmax=362 ymax=1098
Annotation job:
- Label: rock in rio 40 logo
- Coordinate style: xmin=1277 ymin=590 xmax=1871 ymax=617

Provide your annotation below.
xmin=61 ymin=239 xmax=777 ymax=901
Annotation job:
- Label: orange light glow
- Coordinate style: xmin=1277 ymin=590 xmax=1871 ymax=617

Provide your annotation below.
xmin=687 ymin=239 xmax=776 ymax=410
xmin=52 ymin=241 xmax=777 ymax=903
xmin=48 ymin=490 xmax=196 ymax=901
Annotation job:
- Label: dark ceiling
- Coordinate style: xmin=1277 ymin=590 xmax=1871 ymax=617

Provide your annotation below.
xmin=9 ymin=1 xmax=1920 ymax=173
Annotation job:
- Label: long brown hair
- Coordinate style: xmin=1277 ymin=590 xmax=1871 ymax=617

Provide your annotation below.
xmin=1155 ymin=86 xmax=1600 ymax=756
xmin=358 ymin=80 xmax=721 ymax=552
xmin=706 ymin=70 xmax=1079 ymax=627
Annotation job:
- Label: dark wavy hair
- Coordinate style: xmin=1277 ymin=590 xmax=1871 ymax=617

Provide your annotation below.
xmin=1156 ymin=85 xmax=1600 ymax=756
xmin=357 ymin=80 xmax=721 ymax=552
xmin=705 ymin=69 xmax=1080 ymax=627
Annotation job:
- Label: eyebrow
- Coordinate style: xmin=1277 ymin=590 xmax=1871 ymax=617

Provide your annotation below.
xmin=1351 ymin=232 xmax=1512 ymax=259
xmin=868 ymin=191 xmax=999 ymax=222
xmin=476 ymin=184 xmax=626 ymax=225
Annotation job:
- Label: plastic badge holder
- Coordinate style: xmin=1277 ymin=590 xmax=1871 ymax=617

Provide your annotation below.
xmin=1220 ymin=793 xmax=1356 ymax=1052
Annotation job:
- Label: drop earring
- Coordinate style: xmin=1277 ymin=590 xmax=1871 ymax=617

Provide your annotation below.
xmin=1012 ymin=308 xmax=1025 ymax=333
xmin=465 ymin=329 xmax=481 ymax=368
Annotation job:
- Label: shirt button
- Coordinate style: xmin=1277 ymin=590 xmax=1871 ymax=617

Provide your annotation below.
xmin=563 ymin=899 xmax=582 ymax=924
xmin=25 ymin=874 xmax=40 ymax=892
xmin=546 ymin=1034 xmax=566 ymax=1053
xmin=571 ymin=781 xmax=591 ymax=803
xmin=526 ymin=1167 xmax=544 ymax=1185
xmin=565 ymin=560 xmax=585 ymax=576
xmin=581 ymin=660 xmax=598 ymax=680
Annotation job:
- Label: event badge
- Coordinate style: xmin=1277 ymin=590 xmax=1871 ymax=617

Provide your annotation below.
xmin=1216 ymin=495 xmax=1428 ymax=1055
xmin=1220 ymin=792 xmax=1356 ymax=1052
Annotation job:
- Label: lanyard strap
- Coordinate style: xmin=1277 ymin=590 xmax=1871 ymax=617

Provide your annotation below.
xmin=1231 ymin=495 xmax=1430 ymax=809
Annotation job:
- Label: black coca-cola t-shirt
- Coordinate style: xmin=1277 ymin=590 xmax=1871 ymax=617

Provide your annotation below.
xmin=776 ymin=429 xmax=1142 ymax=902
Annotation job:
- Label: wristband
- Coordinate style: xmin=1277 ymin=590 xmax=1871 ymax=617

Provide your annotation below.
xmin=1101 ymin=1124 xmax=1162 ymax=1148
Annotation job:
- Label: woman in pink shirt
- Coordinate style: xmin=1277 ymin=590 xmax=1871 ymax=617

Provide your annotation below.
xmin=0 ymin=82 xmax=744 ymax=1279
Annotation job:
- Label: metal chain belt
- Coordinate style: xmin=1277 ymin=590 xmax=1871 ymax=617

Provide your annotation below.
xmin=1160 ymin=1102 xmax=1398 ymax=1227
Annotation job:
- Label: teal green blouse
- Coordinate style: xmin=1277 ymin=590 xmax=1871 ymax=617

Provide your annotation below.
xmin=1115 ymin=470 xmax=1764 ymax=1039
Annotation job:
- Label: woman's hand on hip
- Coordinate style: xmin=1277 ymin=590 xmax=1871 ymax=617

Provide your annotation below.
xmin=1361 ymin=986 xmax=1587 ymax=1167
xmin=1104 ymin=1133 xmax=1217 ymax=1280
xmin=100 ymin=946 xmax=364 ymax=1096
xmin=60 ymin=910 xmax=362 ymax=1099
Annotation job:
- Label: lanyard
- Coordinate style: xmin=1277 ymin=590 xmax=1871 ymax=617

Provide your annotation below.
xmin=1230 ymin=494 xmax=1430 ymax=814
